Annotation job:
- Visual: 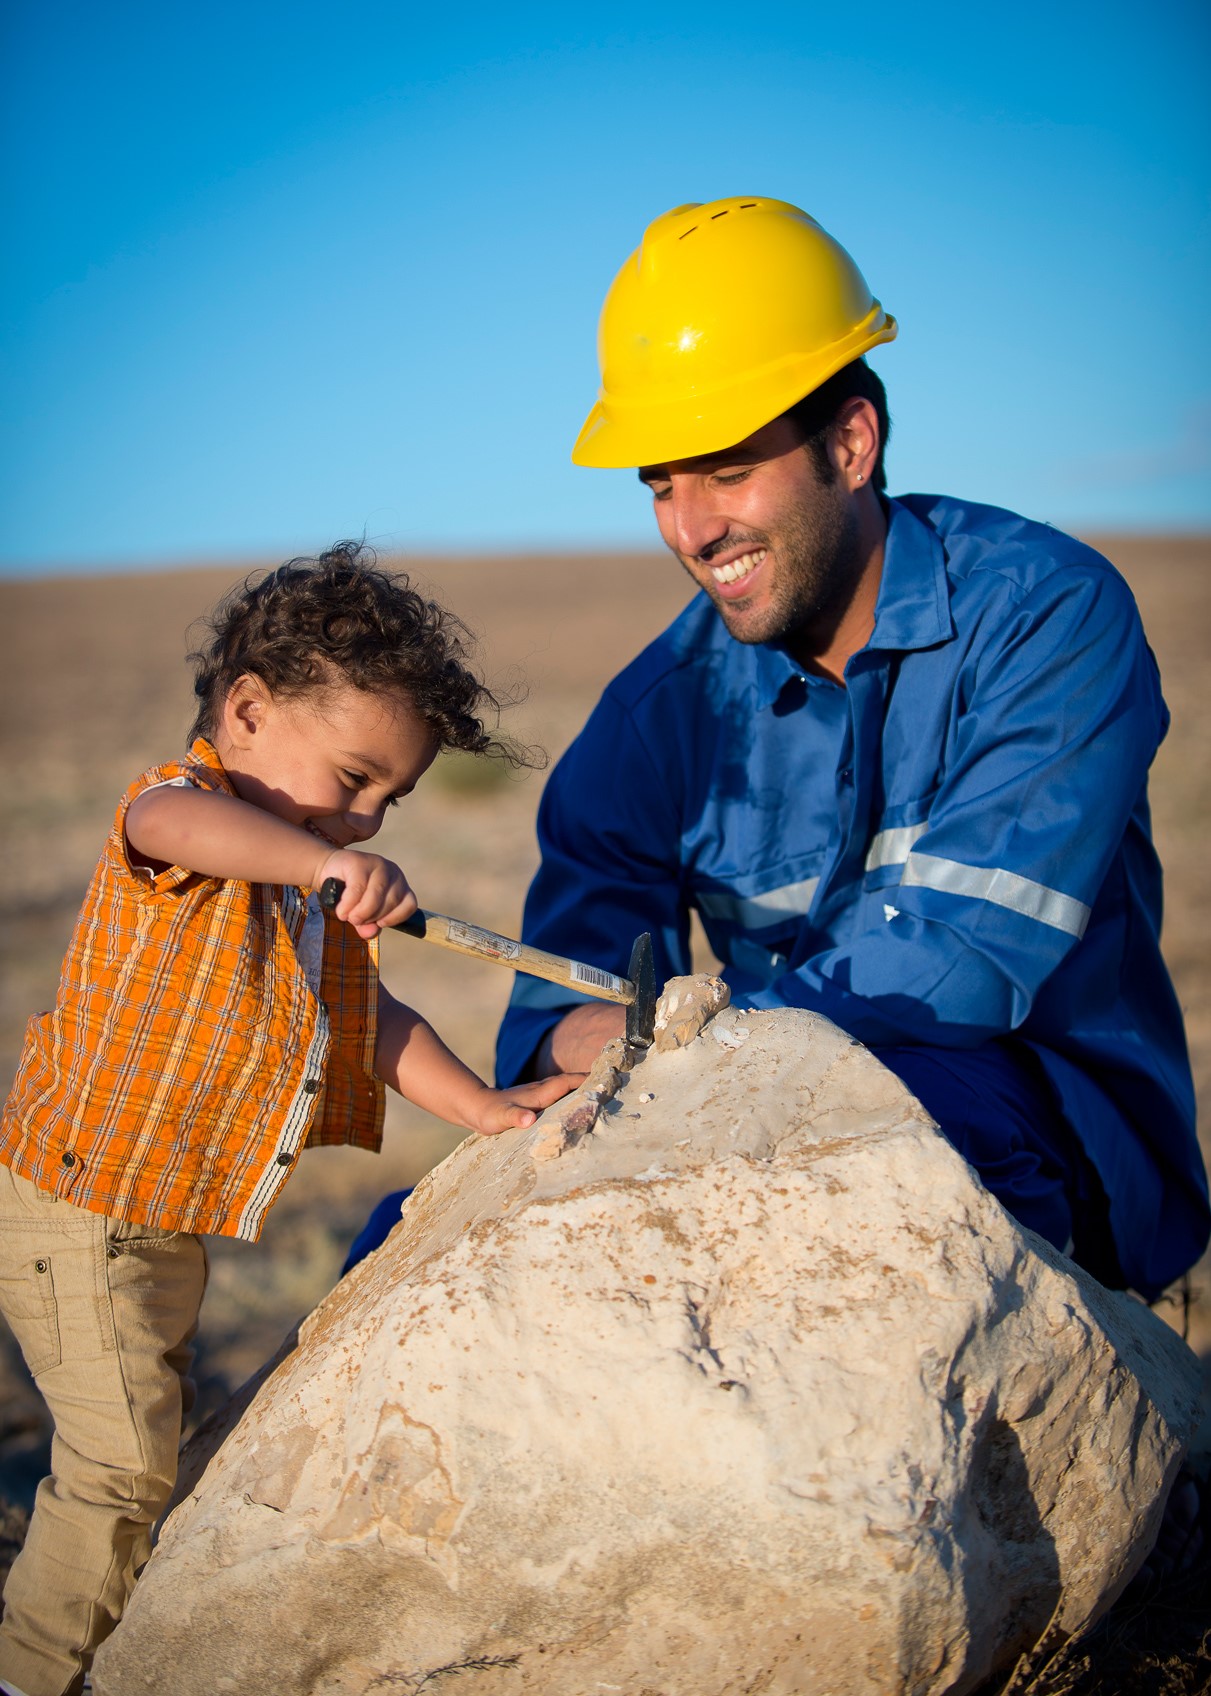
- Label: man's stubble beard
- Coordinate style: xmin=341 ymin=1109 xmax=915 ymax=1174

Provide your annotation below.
xmin=677 ymin=476 xmax=861 ymax=654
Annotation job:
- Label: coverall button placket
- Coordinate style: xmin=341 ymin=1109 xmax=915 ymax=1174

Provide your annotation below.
xmin=795 ymin=674 xmax=848 ymax=926
xmin=810 ymin=661 xmax=888 ymax=933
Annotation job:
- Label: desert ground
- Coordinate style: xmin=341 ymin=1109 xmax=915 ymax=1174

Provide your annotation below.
xmin=2 ymin=538 xmax=1209 ymax=1644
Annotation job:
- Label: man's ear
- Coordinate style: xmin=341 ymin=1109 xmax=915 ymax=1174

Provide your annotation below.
xmin=221 ymin=675 xmax=272 ymax=750
xmin=831 ymin=397 xmax=880 ymax=490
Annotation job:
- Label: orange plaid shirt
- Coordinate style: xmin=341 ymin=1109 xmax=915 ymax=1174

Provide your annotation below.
xmin=0 ymin=739 xmax=384 ymax=1240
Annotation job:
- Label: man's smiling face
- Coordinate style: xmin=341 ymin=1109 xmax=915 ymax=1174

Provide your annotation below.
xmin=639 ymin=415 xmax=862 ymax=653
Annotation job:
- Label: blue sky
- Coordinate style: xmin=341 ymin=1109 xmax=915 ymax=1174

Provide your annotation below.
xmin=2 ymin=0 xmax=1208 ymax=573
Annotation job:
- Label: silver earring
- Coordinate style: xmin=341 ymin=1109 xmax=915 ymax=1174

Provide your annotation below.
xmin=855 ymin=472 xmax=864 ymax=484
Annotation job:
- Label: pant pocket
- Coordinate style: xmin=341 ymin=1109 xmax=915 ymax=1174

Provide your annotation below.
xmin=0 ymin=1252 xmax=63 ymax=1375
xmin=106 ymin=1216 xmax=188 ymax=1252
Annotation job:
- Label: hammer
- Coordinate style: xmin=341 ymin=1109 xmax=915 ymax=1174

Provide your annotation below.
xmin=319 ymin=878 xmax=658 ymax=1048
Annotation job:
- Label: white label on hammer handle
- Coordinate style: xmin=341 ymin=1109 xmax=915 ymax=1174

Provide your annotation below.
xmin=446 ymin=920 xmax=521 ymax=962
xmin=572 ymin=961 xmax=629 ymax=995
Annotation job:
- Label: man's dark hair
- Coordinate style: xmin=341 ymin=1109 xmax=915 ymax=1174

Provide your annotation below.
xmin=188 ymin=540 xmax=536 ymax=766
xmin=782 ymin=358 xmax=891 ymax=493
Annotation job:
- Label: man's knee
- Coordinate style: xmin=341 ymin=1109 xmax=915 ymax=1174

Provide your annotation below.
xmin=870 ymin=1042 xmax=1077 ymax=1251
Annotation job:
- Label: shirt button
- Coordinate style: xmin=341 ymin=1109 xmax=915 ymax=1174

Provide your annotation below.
xmin=276 ymin=1151 xmax=294 ymax=1167
xmin=61 ymin=1151 xmax=77 ymax=1168
xmin=302 ymin=1078 xmax=321 ymax=1094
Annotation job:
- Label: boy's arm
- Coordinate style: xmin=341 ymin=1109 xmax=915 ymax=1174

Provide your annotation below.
xmin=125 ymin=785 xmax=415 ymax=936
xmin=375 ymin=985 xmax=582 ymax=1135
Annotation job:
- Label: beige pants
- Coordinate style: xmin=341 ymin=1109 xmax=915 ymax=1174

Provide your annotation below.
xmin=0 ymin=1164 xmax=207 ymax=1696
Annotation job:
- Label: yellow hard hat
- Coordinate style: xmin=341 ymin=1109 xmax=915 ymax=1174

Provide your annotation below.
xmin=572 ymin=196 xmax=897 ymax=469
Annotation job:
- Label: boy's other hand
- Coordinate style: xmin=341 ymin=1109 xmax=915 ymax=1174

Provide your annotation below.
xmin=469 ymin=1073 xmax=586 ymax=1136
xmin=317 ymin=849 xmax=417 ymax=937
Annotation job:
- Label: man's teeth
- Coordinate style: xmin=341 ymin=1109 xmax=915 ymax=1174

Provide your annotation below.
xmin=711 ymin=548 xmax=767 ymax=586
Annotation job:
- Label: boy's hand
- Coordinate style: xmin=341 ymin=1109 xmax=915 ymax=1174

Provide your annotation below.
xmin=316 ymin=849 xmax=417 ymax=938
xmin=467 ymin=1073 xmax=586 ymax=1136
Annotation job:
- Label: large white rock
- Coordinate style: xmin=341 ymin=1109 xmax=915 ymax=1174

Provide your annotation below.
xmin=93 ymin=1004 xmax=1202 ymax=1696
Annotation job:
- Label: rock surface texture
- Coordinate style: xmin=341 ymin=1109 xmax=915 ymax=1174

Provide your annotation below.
xmin=93 ymin=1000 xmax=1202 ymax=1696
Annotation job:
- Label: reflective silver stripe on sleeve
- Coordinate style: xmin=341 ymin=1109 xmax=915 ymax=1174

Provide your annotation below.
xmin=698 ymin=876 xmax=819 ymax=931
xmin=901 ymin=852 xmax=1090 ymax=938
xmin=864 ymin=821 xmax=928 ymax=872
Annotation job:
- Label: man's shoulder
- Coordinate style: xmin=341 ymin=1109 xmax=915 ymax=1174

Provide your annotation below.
xmin=897 ymin=492 xmax=1127 ymax=601
xmin=599 ymin=592 xmax=738 ymax=713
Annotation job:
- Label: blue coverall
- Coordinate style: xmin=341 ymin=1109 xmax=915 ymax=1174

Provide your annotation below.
xmin=496 ymin=495 xmax=1209 ymax=1301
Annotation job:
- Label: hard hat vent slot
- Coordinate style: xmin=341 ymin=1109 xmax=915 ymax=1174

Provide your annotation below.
xmin=680 ymin=203 xmax=757 ymax=241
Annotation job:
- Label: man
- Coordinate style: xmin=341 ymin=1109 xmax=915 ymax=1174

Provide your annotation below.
xmin=496 ymin=194 xmax=1209 ymax=1302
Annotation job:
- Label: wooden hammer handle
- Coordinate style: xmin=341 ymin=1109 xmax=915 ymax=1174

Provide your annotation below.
xmin=318 ymin=879 xmax=635 ymax=1006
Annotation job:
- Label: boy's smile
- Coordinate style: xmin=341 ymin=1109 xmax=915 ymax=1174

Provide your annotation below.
xmin=217 ymin=678 xmax=440 ymax=846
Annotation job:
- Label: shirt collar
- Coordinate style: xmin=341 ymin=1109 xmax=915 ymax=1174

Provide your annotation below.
xmin=186 ymin=736 xmax=238 ymax=792
xmin=752 ymin=642 xmax=811 ymax=711
xmin=865 ymin=495 xmax=954 ymax=653
xmin=750 ymin=497 xmax=953 ymax=709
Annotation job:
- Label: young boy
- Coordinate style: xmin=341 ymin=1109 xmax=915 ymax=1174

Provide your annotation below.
xmin=0 ymin=543 xmax=580 ymax=1696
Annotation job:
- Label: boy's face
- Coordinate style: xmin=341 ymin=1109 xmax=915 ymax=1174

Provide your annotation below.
xmin=220 ymin=679 xmax=440 ymax=846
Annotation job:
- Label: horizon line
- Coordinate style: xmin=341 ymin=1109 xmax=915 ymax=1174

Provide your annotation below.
xmin=2 ymin=524 xmax=1209 ymax=584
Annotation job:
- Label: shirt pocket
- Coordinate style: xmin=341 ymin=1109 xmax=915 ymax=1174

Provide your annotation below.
xmin=182 ymin=939 xmax=274 ymax=1033
xmin=0 ymin=1253 xmax=62 ymax=1376
xmin=117 ymin=933 xmax=274 ymax=1037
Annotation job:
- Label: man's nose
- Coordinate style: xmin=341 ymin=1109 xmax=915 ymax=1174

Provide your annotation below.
xmin=665 ymin=478 xmax=730 ymax=561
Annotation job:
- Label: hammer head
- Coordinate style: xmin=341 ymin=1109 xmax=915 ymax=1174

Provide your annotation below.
xmin=625 ymin=932 xmax=657 ymax=1047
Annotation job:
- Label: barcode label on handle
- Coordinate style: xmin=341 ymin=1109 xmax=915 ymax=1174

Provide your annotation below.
xmin=572 ymin=961 xmax=628 ymax=994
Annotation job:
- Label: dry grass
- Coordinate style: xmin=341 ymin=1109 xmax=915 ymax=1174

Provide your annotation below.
xmin=1 ymin=537 xmax=1209 ymax=1683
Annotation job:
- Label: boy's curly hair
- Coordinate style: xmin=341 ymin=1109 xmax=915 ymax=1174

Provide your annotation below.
xmin=188 ymin=541 xmax=535 ymax=766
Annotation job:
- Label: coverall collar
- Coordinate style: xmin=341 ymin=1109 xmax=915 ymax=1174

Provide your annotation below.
xmin=753 ymin=495 xmax=954 ymax=709
xmin=864 ymin=495 xmax=955 ymax=655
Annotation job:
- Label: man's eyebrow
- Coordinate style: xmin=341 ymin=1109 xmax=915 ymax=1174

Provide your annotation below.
xmin=639 ymin=449 xmax=761 ymax=484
